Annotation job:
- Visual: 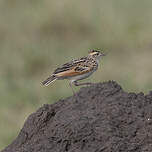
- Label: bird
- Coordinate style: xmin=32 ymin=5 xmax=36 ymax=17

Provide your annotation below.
xmin=42 ymin=50 xmax=105 ymax=95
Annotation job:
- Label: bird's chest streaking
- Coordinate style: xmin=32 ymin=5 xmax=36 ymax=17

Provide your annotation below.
xmin=55 ymin=58 xmax=99 ymax=81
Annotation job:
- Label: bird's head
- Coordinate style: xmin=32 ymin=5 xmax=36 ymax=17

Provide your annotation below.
xmin=88 ymin=50 xmax=106 ymax=60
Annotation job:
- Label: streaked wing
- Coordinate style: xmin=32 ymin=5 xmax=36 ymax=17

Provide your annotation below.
xmin=53 ymin=57 xmax=87 ymax=74
xmin=74 ymin=65 xmax=92 ymax=73
xmin=55 ymin=64 xmax=93 ymax=78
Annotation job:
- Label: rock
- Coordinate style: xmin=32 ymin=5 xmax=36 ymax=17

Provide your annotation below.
xmin=2 ymin=81 xmax=152 ymax=152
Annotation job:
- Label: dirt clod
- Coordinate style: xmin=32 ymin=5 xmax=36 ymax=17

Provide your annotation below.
xmin=2 ymin=81 xmax=152 ymax=152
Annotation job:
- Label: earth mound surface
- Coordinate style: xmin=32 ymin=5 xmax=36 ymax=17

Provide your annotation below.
xmin=2 ymin=81 xmax=152 ymax=152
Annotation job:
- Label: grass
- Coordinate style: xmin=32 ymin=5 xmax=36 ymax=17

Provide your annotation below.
xmin=0 ymin=0 xmax=152 ymax=150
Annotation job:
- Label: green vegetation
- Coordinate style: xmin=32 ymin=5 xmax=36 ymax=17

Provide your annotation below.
xmin=0 ymin=0 xmax=152 ymax=149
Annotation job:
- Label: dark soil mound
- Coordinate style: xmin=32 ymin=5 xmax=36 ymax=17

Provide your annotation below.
xmin=2 ymin=81 xmax=152 ymax=152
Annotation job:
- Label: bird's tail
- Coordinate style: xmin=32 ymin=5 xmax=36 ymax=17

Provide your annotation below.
xmin=42 ymin=75 xmax=57 ymax=86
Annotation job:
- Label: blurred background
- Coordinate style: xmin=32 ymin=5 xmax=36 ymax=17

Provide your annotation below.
xmin=0 ymin=0 xmax=152 ymax=149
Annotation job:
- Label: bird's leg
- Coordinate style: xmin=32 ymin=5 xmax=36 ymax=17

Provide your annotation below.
xmin=74 ymin=81 xmax=93 ymax=86
xmin=69 ymin=81 xmax=76 ymax=96
xmin=69 ymin=81 xmax=79 ymax=101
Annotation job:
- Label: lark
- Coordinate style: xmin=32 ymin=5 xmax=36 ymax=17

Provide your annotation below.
xmin=42 ymin=50 xmax=105 ymax=95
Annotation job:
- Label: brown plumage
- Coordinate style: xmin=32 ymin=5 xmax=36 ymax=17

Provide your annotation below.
xmin=42 ymin=50 xmax=105 ymax=95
